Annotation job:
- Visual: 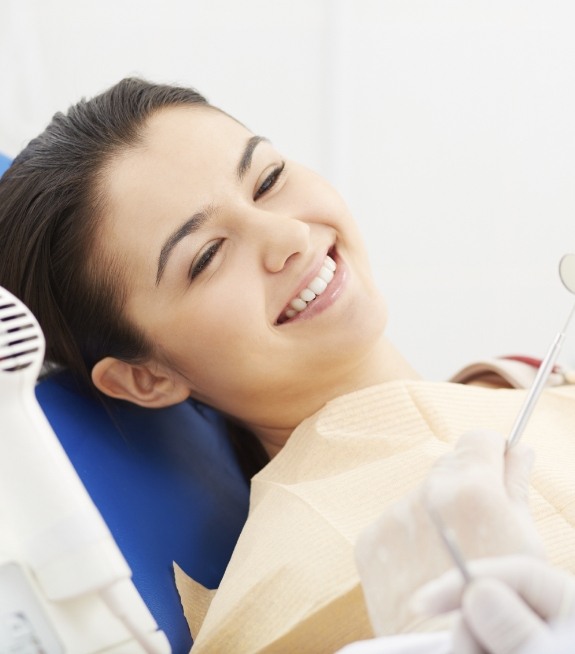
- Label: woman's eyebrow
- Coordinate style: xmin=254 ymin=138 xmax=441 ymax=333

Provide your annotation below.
xmin=237 ymin=135 xmax=269 ymax=181
xmin=156 ymin=209 xmax=211 ymax=285
xmin=155 ymin=136 xmax=269 ymax=286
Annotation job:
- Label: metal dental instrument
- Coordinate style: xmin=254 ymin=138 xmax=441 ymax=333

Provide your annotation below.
xmin=506 ymin=254 xmax=575 ymax=450
xmin=425 ymin=498 xmax=472 ymax=585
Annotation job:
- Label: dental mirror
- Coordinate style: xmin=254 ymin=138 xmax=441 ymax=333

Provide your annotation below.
xmin=506 ymin=254 xmax=575 ymax=449
xmin=559 ymin=253 xmax=575 ymax=294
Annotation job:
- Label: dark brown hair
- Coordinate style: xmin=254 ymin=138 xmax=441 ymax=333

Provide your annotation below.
xmin=0 ymin=78 xmax=209 ymax=384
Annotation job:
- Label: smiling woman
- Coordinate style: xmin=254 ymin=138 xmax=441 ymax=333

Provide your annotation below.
xmin=1 ymin=78 xmax=575 ymax=653
xmin=85 ymin=99 xmax=397 ymax=456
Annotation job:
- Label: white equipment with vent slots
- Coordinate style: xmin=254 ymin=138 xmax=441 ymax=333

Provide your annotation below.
xmin=0 ymin=285 xmax=170 ymax=653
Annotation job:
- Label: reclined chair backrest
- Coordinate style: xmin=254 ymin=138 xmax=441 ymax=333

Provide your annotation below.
xmin=0 ymin=153 xmax=10 ymax=176
xmin=35 ymin=373 xmax=250 ymax=651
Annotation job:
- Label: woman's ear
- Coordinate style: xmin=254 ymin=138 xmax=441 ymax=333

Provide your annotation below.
xmin=91 ymin=357 xmax=190 ymax=408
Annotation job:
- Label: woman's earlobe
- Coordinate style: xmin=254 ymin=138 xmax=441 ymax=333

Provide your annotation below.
xmin=91 ymin=357 xmax=190 ymax=407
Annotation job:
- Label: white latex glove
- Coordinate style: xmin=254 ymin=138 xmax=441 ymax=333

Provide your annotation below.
xmin=411 ymin=555 xmax=575 ymax=654
xmin=355 ymin=431 xmax=544 ymax=637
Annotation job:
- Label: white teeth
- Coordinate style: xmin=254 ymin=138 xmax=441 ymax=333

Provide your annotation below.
xmin=299 ymin=288 xmax=316 ymax=302
xmin=290 ymin=297 xmax=307 ymax=312
xmin=318 ymin=265 xmax=334 ymax=283
xmin=308 ymin=277 xmax=328 ymax=295
xmin=281 ymin=254 xmax=337 ymax=321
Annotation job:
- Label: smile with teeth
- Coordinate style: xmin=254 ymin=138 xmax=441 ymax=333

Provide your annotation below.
xmin=282 ymin=255 xmax=337 ymax=321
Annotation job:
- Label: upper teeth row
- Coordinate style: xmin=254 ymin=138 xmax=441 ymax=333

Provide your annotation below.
xmin=285 ymin=255 xmax=337 ymax=319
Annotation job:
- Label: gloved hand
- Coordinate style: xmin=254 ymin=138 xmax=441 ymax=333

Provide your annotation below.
xmin=355 ymin=430 xmax=544 ymax=637
xmin=412 ymin=555 xmax=575 ymax=654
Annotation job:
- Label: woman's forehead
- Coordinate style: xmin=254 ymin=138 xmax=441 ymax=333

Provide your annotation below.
xmin=142 ymin=105 xmax=252 ymax=155
xmin=104 ymin=106 xmax=249 ymax=202
xmin=97 ymin=106 xmax=254 ymax=282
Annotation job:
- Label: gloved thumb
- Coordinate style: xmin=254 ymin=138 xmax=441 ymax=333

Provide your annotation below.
xmin=462 ymin=577 xmax=548 ymax=654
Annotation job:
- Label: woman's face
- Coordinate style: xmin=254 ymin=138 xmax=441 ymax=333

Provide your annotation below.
xmin=100 ymin=106 xmax=387 ymax=433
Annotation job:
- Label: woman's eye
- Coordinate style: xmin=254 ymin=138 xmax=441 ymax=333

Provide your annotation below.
xmin=189 ymin=241 xmax=223 ymax=281
xmin=254 ymin=162 xmax=286 ymax=201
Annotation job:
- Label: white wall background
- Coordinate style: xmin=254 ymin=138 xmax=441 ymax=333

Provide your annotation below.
xmin=2 ymin=0 xmax=575 ymax=380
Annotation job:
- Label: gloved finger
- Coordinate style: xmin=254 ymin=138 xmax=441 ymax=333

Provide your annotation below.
xmin=425 ymin=431 xmax=507 ymax=510
xmin=503 ymin=443 xmax=534 ymax=507
xmin=444 ymin=430 xmax=506 ymax=474
xmin=463 ymin=577 xmax=549 ymax=654
xmin=496 ymin=558 xmax=575 ymax=622
xmin=460 ymin=557 xmax=575 ymax=622
xmin=410 ymin=566 xmax=465 ymax=616
xmin=411 ymin=555 xmax=571 ymax=619
xmin=451 ymin=612 xmax=488 ymax=654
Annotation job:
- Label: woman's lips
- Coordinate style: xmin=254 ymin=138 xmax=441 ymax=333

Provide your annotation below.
xmin=276 ymin=248 xmax=343 ymax=325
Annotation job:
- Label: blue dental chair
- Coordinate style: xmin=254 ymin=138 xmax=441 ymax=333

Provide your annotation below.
xmin=34 ymin=373 xmax=250 ymax=652
xmin=0 ymin=153 xmax=251 ymax=652
xmin=0 ymin=153 xmax=10 ymax=176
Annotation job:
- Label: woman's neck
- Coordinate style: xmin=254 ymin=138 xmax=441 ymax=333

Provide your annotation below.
xmin=253 ymin=336 xmax=421 ymax=458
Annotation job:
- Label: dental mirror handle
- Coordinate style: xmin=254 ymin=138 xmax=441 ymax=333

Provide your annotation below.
xmin=426 ymin=502 xmax=472 ymax=584
xmin=506 ymin=302 xmax=575 ymax=450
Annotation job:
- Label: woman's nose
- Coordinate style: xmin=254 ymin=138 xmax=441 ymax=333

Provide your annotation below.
xmin=254 ymin=213 xmax=311 ymax=273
